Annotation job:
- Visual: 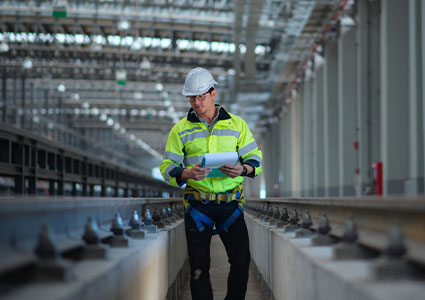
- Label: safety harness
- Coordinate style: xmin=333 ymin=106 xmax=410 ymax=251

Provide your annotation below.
xmin=186 ymin=203 xmax=243 ymax=235
xmin=184 ymin=184 xmax=244 ymax=235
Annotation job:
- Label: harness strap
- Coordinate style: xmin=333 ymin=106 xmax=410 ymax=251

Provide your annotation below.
xmin=186 ymin=204 xmax=243 ymax=235
xmin=213 ymin=205 xmax=243 ymax=235
xmin=186 ymin=204 xmax=214 ymax=232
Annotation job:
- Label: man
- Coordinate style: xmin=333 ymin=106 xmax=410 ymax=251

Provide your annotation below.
xmin=160 ymin=67 xmax=262 ymax=300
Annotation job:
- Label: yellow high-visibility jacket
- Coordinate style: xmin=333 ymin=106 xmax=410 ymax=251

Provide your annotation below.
xmin=160 ymin=105 xmax=262 ymax=193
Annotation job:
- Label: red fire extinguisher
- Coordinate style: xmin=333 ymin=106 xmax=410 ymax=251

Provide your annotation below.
xmin=372 ymin=162 xmax=383 ymax=195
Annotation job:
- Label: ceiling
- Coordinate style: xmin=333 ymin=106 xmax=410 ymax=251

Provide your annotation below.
xmin=0 ymin=0 xmax=351 ymax=172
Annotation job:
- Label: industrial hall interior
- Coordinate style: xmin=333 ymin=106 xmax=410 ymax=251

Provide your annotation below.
xmin=0 ymin=0 xmax=424 ymax=300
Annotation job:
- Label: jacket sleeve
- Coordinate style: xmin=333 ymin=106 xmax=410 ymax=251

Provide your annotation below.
xmin=160 ymin=126 xmax=186 ymax=187
xmin=237 ymin=119 xmax=262 ymax=178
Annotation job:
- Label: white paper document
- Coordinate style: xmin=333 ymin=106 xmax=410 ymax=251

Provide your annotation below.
xmin=200 ymin=152 xmax=239 ymax=177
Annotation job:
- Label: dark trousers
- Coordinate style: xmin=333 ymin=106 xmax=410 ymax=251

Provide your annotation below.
xmin=184 ymin=200 xmax=251 ymax=300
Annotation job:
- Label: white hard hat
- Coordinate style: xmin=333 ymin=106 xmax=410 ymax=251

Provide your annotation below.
xmin=182 ymin=67 xmax=217 ymax=96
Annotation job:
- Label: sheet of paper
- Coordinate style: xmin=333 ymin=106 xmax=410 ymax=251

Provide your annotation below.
xmin=201 ymin=152 xmax=238 ymax=177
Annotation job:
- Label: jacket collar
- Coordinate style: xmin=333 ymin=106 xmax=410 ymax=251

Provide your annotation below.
xmin=187 ymin=104 xmax=231 ymax=123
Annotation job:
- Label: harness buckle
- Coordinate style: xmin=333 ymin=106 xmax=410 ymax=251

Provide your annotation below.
xmin=226 ymin=191 xmax=232 ymax=202
xmin=200 ymin=198 xmax=209 ymax=204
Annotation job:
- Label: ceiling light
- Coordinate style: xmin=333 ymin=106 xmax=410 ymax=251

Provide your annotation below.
xmin=32 ymin=116 xmax=40 ymax=123
xmin=133 ymin=92 xmax=143 ymax=100
xmin=82 ymin=102 xmax=89 ymax=109
xmin=164 ymin=100 xmax=171 ymax=107
xmin=227 ymin=69 xmax=236 ymax=76
xmin=100 ymin=114 xmax=107 ymax=121
xmin=113 ymin=123 xmax=120 ymax=130
xmin=120 ymin=128 xmax=126 ymax=134
xmin=72 ymin=93 xmax=80 ymax=101
xmin=140 ymin=58 xmax=151 ymax=69
xmin=161 ymin=91 xmax=169 ymax=98
xmin=22 ymin=58 xmax=33 ymax=69
xmin=90 ymin=42 xmax=102 ymax=52
xmin=155 ymin=83 xmax=164 ymax=92
xmin=118 ymin=20 xmax=130 ymax=31
xmin=0 ymin=42 xmax=9 ymax=52
xmin=57 ymin=83 xmax=66 ymax=93
xmin=340 ymin=15 xmax=355 ymax=27
xmin=106 ymin=118 xmax=114 ymax=126
xmin=130 ymin=134 xmax=136 ymax=141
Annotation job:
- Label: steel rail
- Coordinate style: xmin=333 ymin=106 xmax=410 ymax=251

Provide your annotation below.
xmin=245 ymin=197 xmax=425 ymax=266
xmin=0 ymin=196 xmax=182 ymax=275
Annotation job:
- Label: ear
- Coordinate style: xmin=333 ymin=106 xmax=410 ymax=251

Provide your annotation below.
xmin=211 ymin=89 xmax=217 ymax=99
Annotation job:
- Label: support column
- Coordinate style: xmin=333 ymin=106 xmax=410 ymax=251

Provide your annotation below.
xmin=280 ymin=107 xmax=292 ymax=196
xmin=380 ymin=0 xmax=409 ymax=194
xmin=303 ymin=79 xmax=314 ymax=196
xmin=338 ymin=27 xmax=357 ymax=196
xmin=313 ymin=65 xmax=325 ymax=196
xmin=21 ymin=78 xmax=26 ymax=129
xmin=323 ymin=41 xmax=339 ymax=196
xmin=290 ymin=92 xmax=301 ymax=197
xmin=264 ymin=128 xmax=274 ymax=196
xmin=422 ymin=0 xmax=425 ymax=191
xmin=2 ymin=76 xmax=6 ymax=123
xmin=407 ymin=0 xmax=424 ymax=194
xmin=356 ymin=0 xmax=381 ymax=195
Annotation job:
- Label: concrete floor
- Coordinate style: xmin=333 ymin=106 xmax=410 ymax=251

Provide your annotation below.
xmin=179 ymin=234 xmax=267 ymax=300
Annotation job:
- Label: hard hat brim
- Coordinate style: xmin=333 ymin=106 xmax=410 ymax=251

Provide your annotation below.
xmin=182 ymin=81 xmax=217 ymax=96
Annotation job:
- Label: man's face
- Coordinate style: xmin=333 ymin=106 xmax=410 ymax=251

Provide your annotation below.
xmin=189 ymin=89 xmax=216 ymax=115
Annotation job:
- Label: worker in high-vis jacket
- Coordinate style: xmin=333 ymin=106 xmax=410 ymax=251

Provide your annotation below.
xmin=160 ymin=67 xmax=262 ymax=300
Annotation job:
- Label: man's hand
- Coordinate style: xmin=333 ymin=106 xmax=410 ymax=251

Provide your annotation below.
xmin=181 ymin=163 xmax=211 ymax=181
xmin=220 ymin=163 xmax=244 ymax=178
xmin=221 ymin=163 xmax=253 ymax=178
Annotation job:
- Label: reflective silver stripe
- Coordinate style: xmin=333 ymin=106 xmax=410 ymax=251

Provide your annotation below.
xmin=163 ymin=152 xmax=184 ymax=164
xmin=180 ymin=130 xmax=209 ymax=144
xmin=178 ymin=126 xmax=202 ymax=136
xmin=184 ymin=155 xmax=203 ymax=165
xmin=244 ymin=154 xmax=262 ymax=164
xmin=238 ymin=141 xmax=258 ymax=156
xmin=164 ymin=163 xmax=179 ymax=182
xmin=212 ymin=129 xmax=240 ymax=138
